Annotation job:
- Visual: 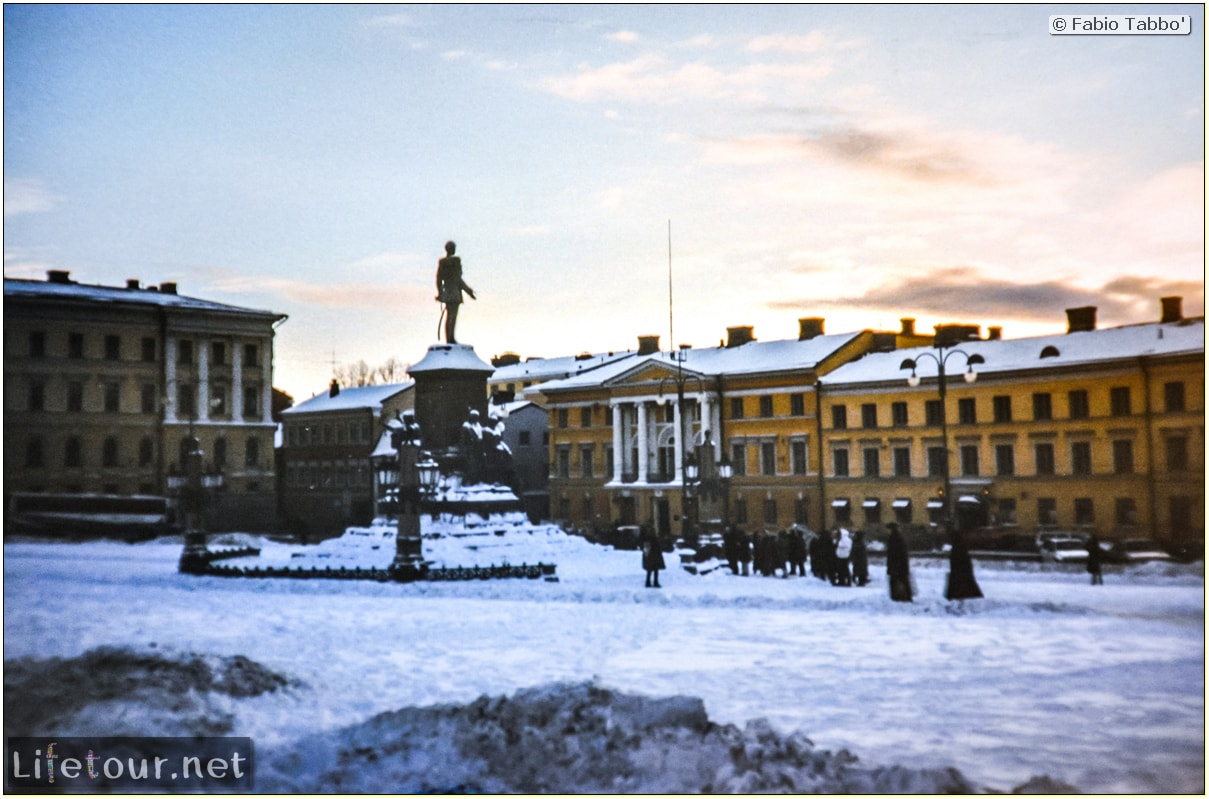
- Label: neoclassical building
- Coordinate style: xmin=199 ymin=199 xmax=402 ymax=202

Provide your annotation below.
xmin=4 ymin=271 xmax=286 ymax=531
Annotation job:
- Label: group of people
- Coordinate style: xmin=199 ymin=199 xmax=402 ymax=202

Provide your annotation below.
xmin=719 ymin=526 xmax=883 ymax=590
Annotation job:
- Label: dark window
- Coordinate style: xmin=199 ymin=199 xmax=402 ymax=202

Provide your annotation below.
xmin=67 ymin=381 xmax=84 ymax=412
xmin=997 ymin=498 xmax=1018 ymax=526
xmin=759 ymin=395 xmax=774 ymax=417
xmin=244 ymin=437 xmax=259 ymax=468
xmin=557 ymin=408 xmax=568 ymax=428
xmin=102 ymin=437 xmax=119 ymax=467
xmin=1112 ymin=439 xmax=1134 ymax=474
xmin=833 ymin=449 xmax=850 ymax=477
xmin=790 ymin=393 xmax=806 ymax=416
xmin=557 ymin=446 xmax=571 ymax=478
xmin=142 ymin=337 xmax=157 ymax=362
xmin=580 ymin=406 xmax=592 ymax=427
xmin=605 ymin=447 xmax=614 ymax=477
xmin=763 ymin=498 xmax=777 ymax=526
xmin=861 ymin=403 xmax=878 ymax=428
xmin=960 ymin=445 xmax=980 ymax=476
xmin=993 ymin=395 xmax=1012 ymax=423
xmin=1035 ymin=443 xmax=1055 ymax=475
xmin=212 ymin=342 xmax=226 ymax=365
xmin=794 ymin=497 xmax=809 ymax=526
xmin=214 ymin=438 xmax=227 ymax=468
xmin=68 ymin=332 xmax=84 ymax=359
xmin=893 ymin=446 xmax=911 ymax=476
xmin=995 ymin=444 xmax=1015 ymax=475
xmin=64 ymin=437 xmax=83 ymax=468
xmin=925 ymin=399 xmax=943 ymax=426
xmin=105 ymin=335 xmax=120 ymax=361
xmin=1038 ymin=497 xmax=1058 ymax=527
xmin=831 ymin=405 xmax=847 ymax=430
xmin=179 ymin=340 xmax=194 ymax=365
xmin=25 ymin=438 xmax=44 ymax=468
xmin=790 ymin=440 xmax=808 ymax=475
xmin=1116 ymin=497 xmax=1138 ymax=527
xmin=519 ymin=431 xmax=531 ymax=446
xmin=104 ymin=381 xmax=120 ymax=413
xmin=209 ymin=383 xmax=228 ymax=416
xmin=139 ymin=437 xmax=154 ymax=467
xmin=1109 ymin=386 xmax=1131 ymax=417
xmin=581 ymin=445 xmax=594 ymax=478
xmin=244 ymin=343 xmax=259 ymax=367
xmin=891 ymin=401 xmax=908 ymax=427
xmin=731 ymin=397 xmax=745 ymax=420
xmin=864 ymin=500 xmax=882 ymax=525
xmin=178 ymin=383 xmax=196 ymax=419
xmin=863 ymin=448 xmax=880 ymax=477
xmin=761 ymin=441 xmax=776 ymax=475
xmin=731 ymin=443 xmax=747 ymax=476
xmin=1166 ymin=436 xmax=1188 ymax=471
xmin=734 ymin=497 xmax=748 ymax=525
xmin=1032 ymin=392 xmax=1052 ymax=421
xmin=1164 ymin=381 xmax=1186 ymax=413
xmin=1074 ymin=498 xmax=1095 ymax=527
xmin=927 ymin=446 xmax=946 ymax=477
xmin=243 ymin=385 xmax=261 ymax=418
xmin=958 ymin=397 xmax=976 ymax=424
xmin=29 ymin=331 xmax=46 ymax=358
xmin=28 ymin=381 xmax=45 ymax=412
xmin=1068 ymin=389 xmax=1089 ymax=419
xmin=1071 ymin=441 xmax=1093 ymax=475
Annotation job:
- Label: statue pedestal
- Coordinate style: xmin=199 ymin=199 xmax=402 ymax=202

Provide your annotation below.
xmin=408 ymin=343 xmax=495 ymax=459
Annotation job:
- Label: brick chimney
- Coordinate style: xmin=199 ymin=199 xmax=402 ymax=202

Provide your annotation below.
xmin=798 ymin=318 xmax=825 ymax=340
xmin=900 ymin=318 xmax=916 ymax=337
xmin=726 ymin=326 xmax=755 ymax=348
xmin=126 ymin=279 xmax=141 ymax=290
xmin=1066 ymin=306 xmax=1096 ymax=333
xmin=47 ymin=270 xmax=73 ymax=284
xmin=987 ymin=326 xmax=1002 ymax=340
xmin=637 ymin=335 xmax=660 ymax=355
xmin=160 ymin=282 xmax=178 ymax=295
xmin=1160 ymin=296 xmax=1183 ymax=323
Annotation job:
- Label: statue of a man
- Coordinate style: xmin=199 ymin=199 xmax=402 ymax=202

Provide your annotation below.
xmin=436 ymin=240 xmax=475 ymax=344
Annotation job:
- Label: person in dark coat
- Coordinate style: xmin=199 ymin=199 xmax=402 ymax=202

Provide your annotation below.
xmin=724 ymin=526 xmax=740 ymax=576
xmin=1086 ymin=534 xmax=1104 ymax=585
xmin=738 ymin=528 xmax=752 ymax=575
xmin=945 ymin=528 xmax=983 ymax=600
xmin=776 ymin=530 xmax=792 ymax=578
xmin=851 ymin=529 xmax=869 ymax=587
xmin=641 ymin=527 xmax=665 ymax=588
xmin=886 ymin=522 xmax=912 ymax=602
xmin=789 ymin=528 xmax=807 ymax=577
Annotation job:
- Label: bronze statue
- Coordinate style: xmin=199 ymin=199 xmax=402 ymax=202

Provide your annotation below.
xmin=436 ymin=240 xmax=475 ymax=344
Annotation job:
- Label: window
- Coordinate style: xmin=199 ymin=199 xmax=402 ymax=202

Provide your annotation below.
xmin=731 ymin=442 xmax=747 ymax=476
xmin=891 ymin=401 xmax=908 ymax=427
xmin=209 ymin=383 xmax=228 ymax=416
xmin=142 ymin=384 xmax=158 ymax=414
xmin=790 ymin=393 xmax=806 ymax=416
xmin=958 ymin=397 xmax=976 ymax=425
xmin=139 ymin=437 xmax=154 ymax=467
xmin=861 ymin=403 xmax=878 ymax=428
xmin=212 ymin=342 xmax=226 ymax=365
xmin=894 ymin=499 xmax=912 ymax=525
xmin=927 ymin=446 xmax=946 ymax=477
xmin=833 ymin=448 xmax=850 ymax=477
xmin=67 ymin=381 xmax=84 ymax=412
xmin=996 ymin=498 xmax=1018 ymax=526
xmin=995 ymin=444 xmax=1015 ymax=475
xmin=102 ymin=437 xmax=119 ymax=468
xmin=790 ymin=440 xmax=808 ymax=475
xmin=831 ymin=405 xmax=847 ymax=430
xmin=142 ymin=337 xmax=156 ymax=362
xmin=794 ymin=497 xmax=809 ymax=526
xmin=582 ymin=494 xmax=594 ymax=524
xmin=925 ymin=399 xmax=943 ymax=426
xmin=104 ymin=381 xmax=120 ymax=413
xmin=759 ymin=395 xmax=774 ymax=418
xmin=68 ymin=332 xmax=84 ymax=359
xmin=734 ymin=497 xmax=748 ymax=525
xmin=1071 ymin=441 xmax=1093 ymax=475
xmin=581 ymin=445 xmax=595 ymax=478
xmin=243 ymin=385 xmax=261 ymax=419
xmin=105 ymin=335 xmax=120 ymax=361
xmin=179 ymin=340 xmax=194 ymax=365
xmin=1038 ymin=497 xmax=1058 ymax=527
xmin=214 ymin=438 xmax=227 ymax=469
xmin=1032 ymin=392 xmax=1052 ymax=421
xmin=1164 ymin=381 xmax=1186 ymax=413
xmin=763 ymin=498 xmax=777 ymax=526
xmin=28 ymin=381 xmax=45 ymax=412
xmin=761 ymin=441 xmax=776 ymax=475
xmin=557 ymin=408 xmax=569 ymax=428
xmin=1109 ymin=386 xmax=1131 ymax=417
xmin=1035 ymin=443 xmax=1055 ymax=475
xmin=244 ymin=343 xmax=259 ymax=367
xmin=893 ymin=446 xmax=911 ymax=477
xmin=1112 ymin=439 xmax=1134 ymax=474
xmin=29 ymin=331 xmax=46 ymax=358
xmin=993 ymin=395 xmax=1012 ymax=423
xmin=25 ymin=438 xmax=44 ymax=468
xmin=557 ymin=446 xmax=570 ymax=478
xmin=246 ymin=438 xmax=260 ymax=469
xmin=580 ymin=406 xmax=592 ymax=427
xmin=1115 ymin=497 xmax=1138 ymax=528
xmin=730 ymin=397 xmax=745 ymax=419
xmin=64 ymin=437 xmax=83 ymax=468
xmin=863 ymin=448 xmax=880 ymax=477
xmin=1165 ymin=436 xmax=1188 ymax=471
xmin=1068 ymin=389 xmax=1089 ymax=419
xmin=1074 ymin=498 xmax=1095 ymax=527
xmin=177 ymin=382 xmax=196 ymax=419
xmin=863 ymin=499 xmax=882 ymax=525
xmin=960 ymin=445 xmax=980 ymax=476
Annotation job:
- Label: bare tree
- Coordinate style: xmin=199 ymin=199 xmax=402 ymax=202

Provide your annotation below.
xmin=332 ymin=357 xmax=410 ymax=388
xmin=373 ymin=356 xmax=409 ymax=385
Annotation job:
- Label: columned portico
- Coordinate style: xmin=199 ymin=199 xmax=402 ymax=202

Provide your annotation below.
xmin=606 ymin=393 xmax=706 ymax=487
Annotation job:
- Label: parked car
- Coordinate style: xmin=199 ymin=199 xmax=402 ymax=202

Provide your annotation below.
xmin=1107 ymin=538 xmax=1173 ymax=564
xmin=1039 ymin=536 xmax=1091 ymax=564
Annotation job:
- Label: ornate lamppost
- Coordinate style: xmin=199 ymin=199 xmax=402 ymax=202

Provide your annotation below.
xmin=176 ymin=436 xmax=224 ymax=574
xmin=390 ymin=411 xmax=431 ymax=581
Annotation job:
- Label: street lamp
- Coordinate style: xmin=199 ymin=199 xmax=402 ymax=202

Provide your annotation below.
xmin=900 ymin=345 xmax=985 ymax=535
xmin=717 ymin=457 xmax=733 ymax=527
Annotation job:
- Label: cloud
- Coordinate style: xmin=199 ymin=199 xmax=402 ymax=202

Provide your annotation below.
xmin=4 ymin=178 xmax=63 ymax=217
xmin=606 ymin=30 xmax=640 ymax=44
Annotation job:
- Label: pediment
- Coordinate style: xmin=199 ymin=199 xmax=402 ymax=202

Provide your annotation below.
xmin=604 ymin=359 xmax=707 ymax=389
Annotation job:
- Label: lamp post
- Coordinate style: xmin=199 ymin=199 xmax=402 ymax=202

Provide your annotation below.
xmin=658 ymin=363 xmax=706 ymax=547
xmin=391 ymin=412 xmax=431 ymax=581
xmin=900 ymin=345 xmax=985 ymax=535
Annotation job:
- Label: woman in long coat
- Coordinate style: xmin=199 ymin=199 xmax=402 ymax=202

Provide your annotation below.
xmin=886 ymin=522 xmax=912 ymax=602
xmin=945 ymin=528 xmax=983 ymax=600
xmin=641 ymin=528 xmax=665 ymax=588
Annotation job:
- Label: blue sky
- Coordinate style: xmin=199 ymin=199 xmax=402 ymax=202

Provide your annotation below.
xmin=5 ymin=4 xmax=1204 ymax=401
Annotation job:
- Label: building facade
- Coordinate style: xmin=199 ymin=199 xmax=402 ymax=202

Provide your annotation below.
xmin=533 ymin=303 xmax=1204 ymax=549
xmin=4 ymin=271 xmax=286 ymax=531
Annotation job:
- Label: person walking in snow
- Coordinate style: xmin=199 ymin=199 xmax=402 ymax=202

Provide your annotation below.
xmin=834 ymin=528 xmax=853 ymax=586
xmin=640 ymin=527 xmax=665 ymax=588
xmin=851 ymin=529 xmax=869 ymax=587
xmin=1086 ymin=534 xmax=1104 ymax=585
xmin=945 ymin=528 xmax=983 ymax=600
xmin=886 ymin=522 xmax=913 ymax=602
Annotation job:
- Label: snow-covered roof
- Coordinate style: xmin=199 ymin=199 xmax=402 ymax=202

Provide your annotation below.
xmin=490 ymin=351 xmax=635 ymax=382
xmin=824 ymin=319 xmax=1204 ymax=387
xmin=409 ymin=343 xmax=495 ymax=375
xmin=3 ymin=276 xmax=285 ymax=320
xmin=535 ymin=332 xmax=864 ymax=392
xmin=282 ymin=382 xmax=414 ymax=415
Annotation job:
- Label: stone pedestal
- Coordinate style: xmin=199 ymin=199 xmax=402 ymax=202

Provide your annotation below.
xmin=408 ymin=343 xmax=495 ymax=458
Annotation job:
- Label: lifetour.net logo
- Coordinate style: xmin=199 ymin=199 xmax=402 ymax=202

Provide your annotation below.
xmin=6 ymin=737 xmax=253 ymax=792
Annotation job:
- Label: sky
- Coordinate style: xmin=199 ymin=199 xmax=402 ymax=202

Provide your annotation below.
xmin=4 ymin=4 xmax=1205 ymax=402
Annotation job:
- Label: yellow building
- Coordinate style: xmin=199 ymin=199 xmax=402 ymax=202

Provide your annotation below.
xmin=533 ymin=302 xmax=1203 ymax=550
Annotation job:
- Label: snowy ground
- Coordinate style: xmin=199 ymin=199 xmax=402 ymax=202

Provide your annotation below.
xmin=4 ymin=520 xmax=1204 ymax=793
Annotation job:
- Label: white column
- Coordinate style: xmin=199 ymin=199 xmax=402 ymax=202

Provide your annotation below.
xmin=231 ymin=339 xmax=244 ymax=422
xmin=711 ymin=398 xmax=723 ymax=461
xmin=636 ymin=401 xmax=649 ymax=483
xmin=165 ymin=333 xmax=178 ymax=422
xmin=673 ymin=399 xmax=684 ymax=483
xmin=261 ymin=340 xmax=273 ymax=421
xmin=612 ymin=403 xmax=624 ymax=483
xmin=197 ymin=339 xmax=210 ymax=422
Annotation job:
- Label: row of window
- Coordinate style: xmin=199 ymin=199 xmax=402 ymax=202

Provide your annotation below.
xmin=283 ymin=460 xmax=373 ymax=489
xmin=24 ymin=378 xmax=263 ymax=419
xmin=22 ymin=435 xmax=265 ymax=471
xmin=284 ymin=420 xmax=375 ymax=447
xmin=25 ymin=331 xmax=262 ymax=368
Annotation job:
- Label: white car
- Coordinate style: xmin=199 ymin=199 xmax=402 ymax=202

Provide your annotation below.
xmin=1109 ymin=538 xmax=1172 ymax=563
xmin=1039 ymin=536 xmax=1090 ymax=563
